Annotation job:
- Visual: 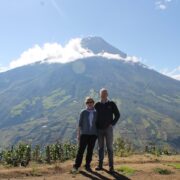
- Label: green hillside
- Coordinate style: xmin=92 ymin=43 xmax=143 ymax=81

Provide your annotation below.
xmin=0 ymin=57 xmax=180 ymax=151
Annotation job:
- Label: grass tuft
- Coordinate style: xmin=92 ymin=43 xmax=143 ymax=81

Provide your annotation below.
xmin=167 ymin=163 xmax=180 ymax=169
xmin=116 ymin=166 xmax=136 ymax=176
xmin=154 ymin=168 xmax=173 ymax=175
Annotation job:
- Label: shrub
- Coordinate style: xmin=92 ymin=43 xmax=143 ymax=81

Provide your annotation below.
xmin=154 ymin=168 xmax=173 ymax=175
xmin=113 ymin=137 xmax=133 ymax=157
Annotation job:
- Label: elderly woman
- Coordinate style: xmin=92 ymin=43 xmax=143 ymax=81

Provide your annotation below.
xmin=72 ymin=97 xmax=97 ymax=172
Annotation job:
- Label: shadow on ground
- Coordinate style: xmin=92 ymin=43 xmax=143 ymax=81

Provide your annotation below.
xmin=79 ymin=168 xmax=131 ymax=180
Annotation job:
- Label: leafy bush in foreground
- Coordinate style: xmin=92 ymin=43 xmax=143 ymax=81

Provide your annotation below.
xmin=0 ymin=142 xmax=78 ymax=167
xmin=113 ymin=137 xmax=133 ymax=157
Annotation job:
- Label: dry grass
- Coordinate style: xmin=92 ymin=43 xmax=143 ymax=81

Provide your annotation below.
xmin=0 ymin=154 xmax=179 ymax=180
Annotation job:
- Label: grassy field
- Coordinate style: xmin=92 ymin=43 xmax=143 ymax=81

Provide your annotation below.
xmin=0 ymin=154 xmax=180 ymax=180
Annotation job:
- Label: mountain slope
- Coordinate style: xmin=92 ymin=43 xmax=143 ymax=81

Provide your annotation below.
xmin=0 ymin=37 xmax=180 ymax=151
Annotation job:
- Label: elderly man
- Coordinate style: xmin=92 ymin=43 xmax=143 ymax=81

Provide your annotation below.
xmin=95 ymin=88 xmax=120 ymax=173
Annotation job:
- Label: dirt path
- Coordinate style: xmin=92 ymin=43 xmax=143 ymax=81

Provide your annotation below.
xmin=0 ymin=155 xmax=179 ymax=180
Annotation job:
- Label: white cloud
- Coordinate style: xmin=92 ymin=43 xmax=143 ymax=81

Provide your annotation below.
xmin=8 ymin=38 xmax=94 ymax=69
xmin=0 ymin=64 xmax=8 ymax=73
xmin=98 ymin=52 xmax=122 ymax=60
xmin=155 ymin=0 xmax=173 ymax=10
xmin=124 ymin=55 xmax=141 ymax=63
xmin=161 ymin=66 xmax=180 ymax=80
xmin=1 ymin=38 xmax=141 ymax=73
xmin=9 ymin=43 xmax=61 ymax=69
xmin=93 ymin=51 xmax=141 ymax=63
xmin=159 ymin=4 xmax=167 ymax=10
xmin=172 ymin=74 xmax=180 ymax=80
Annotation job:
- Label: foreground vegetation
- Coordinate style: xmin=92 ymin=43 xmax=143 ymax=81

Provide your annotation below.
xmin=0 ymin=142 xmax=77 ymax=167
xmin=0 ymin=137 xmax=132 ymax=167
xmin=0 ymin=137 xmax=178 ymax=168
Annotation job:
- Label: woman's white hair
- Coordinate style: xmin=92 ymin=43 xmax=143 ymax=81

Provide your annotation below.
xmin=85 ymin=96 xmax=94 ymax=103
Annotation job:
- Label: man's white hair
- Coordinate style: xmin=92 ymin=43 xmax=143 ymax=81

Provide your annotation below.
xmin=99 ymin=88 xmax=108 ymax=94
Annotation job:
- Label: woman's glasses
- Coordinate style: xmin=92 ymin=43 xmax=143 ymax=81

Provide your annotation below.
xmin=86 ymin=101 xmax=94 ymax=104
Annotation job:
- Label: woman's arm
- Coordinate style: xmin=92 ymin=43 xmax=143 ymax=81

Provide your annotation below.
xmin=77 ymin=127 xmax=80 ymax=142
xmin=77 ymin=111 xmax=83 ymax=141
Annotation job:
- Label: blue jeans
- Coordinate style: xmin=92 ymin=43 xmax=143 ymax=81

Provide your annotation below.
xmin=97 ymin=125 xmax=113 ymax=168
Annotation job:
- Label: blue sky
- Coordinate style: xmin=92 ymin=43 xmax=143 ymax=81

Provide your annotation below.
xmin=0 ymin=0 xmax=179 ymax=79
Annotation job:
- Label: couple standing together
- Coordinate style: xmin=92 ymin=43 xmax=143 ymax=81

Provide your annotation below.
xmin=72 ymin=88 xmax=120 ymax=173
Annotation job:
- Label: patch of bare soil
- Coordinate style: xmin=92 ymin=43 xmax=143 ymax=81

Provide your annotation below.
xmin=0 ymin=155 xmax=179 ymax=180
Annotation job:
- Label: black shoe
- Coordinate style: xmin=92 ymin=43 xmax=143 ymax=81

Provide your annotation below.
xmin=84 ymin=165 xmax=92 ymax=172
xmin=95 ymin=166 xmax=103 ymax=171
xmin=109 ymin=167 xmax=115 ymax=174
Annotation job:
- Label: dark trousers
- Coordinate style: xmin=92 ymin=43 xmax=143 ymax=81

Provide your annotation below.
xmin=74 ymin=134 xmax=97 ymax=168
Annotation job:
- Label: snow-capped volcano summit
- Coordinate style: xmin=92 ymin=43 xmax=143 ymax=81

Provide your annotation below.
xmin=81 ymin=36 xmax=127 ymax=58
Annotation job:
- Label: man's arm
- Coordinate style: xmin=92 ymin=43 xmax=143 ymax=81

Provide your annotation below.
xmin=111 ymin=102 xmax=120 ymax=126
xmin=94 ymin=103 xmax=99 ymax=128
xmin=94 ymin=102 xmax=98 ymax=110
